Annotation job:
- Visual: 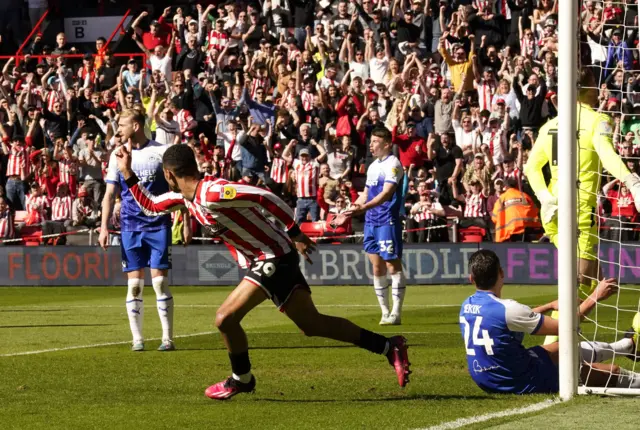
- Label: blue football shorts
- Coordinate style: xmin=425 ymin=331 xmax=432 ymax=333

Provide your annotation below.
xmin=120 ymin=228 xmax=172 ymax=272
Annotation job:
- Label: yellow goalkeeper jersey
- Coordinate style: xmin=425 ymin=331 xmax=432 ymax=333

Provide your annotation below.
xmin=524 ymin=103 xmax=631 ymax=207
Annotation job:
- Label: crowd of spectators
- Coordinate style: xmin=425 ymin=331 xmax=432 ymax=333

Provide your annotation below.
xmin=0 ymin=0 xmax=638 ymax=245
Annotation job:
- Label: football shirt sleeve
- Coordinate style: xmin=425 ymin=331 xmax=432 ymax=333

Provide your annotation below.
xmin=105 ymin=151 xmax=119 ymax=184
xmin=383 ymin=159 xmax=403 ymax=185
xmin=503 ymin=300 xmax=544 ymax=335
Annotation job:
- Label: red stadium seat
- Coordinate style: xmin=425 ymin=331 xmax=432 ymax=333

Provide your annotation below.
xmin=324 ymin=213 xmax=353 ymax=237
xmin=459 ymin=226 xmax=486 ymax=243
xmin=300 ymin=221 xmax=325 ymax=238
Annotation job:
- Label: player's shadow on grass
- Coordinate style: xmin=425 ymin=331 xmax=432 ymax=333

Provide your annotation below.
xmin=0 ymin=324 xmax=115 ymax=329
xmin=176 ymin=343 xmax=429 ymax=351
xmin=254 ymin=394 xmax=492 ymax=403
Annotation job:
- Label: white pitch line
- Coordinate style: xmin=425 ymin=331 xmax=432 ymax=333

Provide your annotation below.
xmin=0 ymin=304 xmax=461 ymax=309
xmin=0 ymin=330 xmax=462 ymax=357
xmin=416 ymin=398 xmax=561 ymax=430
xmin=0 ymin=331 xmax=217 ymax=357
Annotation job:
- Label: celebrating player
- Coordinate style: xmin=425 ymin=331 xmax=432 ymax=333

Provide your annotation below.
xmin=113 ymin=143 xmax=411 ymax=400
xmin=99 ymin=109 xmax=183 ymax=352
xmin=460 ymin=249 xmax=640 ymax=394
xmin=524 ymin=68 xmax=640 ymax=343
xmin=348 ymin=127 xmax=406 ymax=326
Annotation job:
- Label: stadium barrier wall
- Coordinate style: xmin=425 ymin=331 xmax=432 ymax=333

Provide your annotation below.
xmin=1 ymin=243 xmax=639 ymax=286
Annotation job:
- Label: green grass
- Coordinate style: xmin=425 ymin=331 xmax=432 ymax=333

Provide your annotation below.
xmin=0 ymin=285 xmax=639 ymax=429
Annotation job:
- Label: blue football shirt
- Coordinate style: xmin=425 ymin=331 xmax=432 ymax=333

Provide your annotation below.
xmin=106 ymin=140 xmax=171 ymax=232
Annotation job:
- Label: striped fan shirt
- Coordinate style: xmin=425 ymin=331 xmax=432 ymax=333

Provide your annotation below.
xmin=26 ymin=194 xmax=49 ymax=223
xmin=476 ymin=80 xmax=496 ymax=112
xmin=503 ymin=167 xmax=523 ymax=190
xmin=464 ymin=192 xmax=488 ymax=218
xmin=270 ymin=157 xmax=288 ymax=184
xmin=208 ymin=30 xmax=228 ymax=52
xmin=58 ymin=157 xmax=78 ymax=184
xmin=126 ymin=176 xmax=298 ymax=265
xmin=5 ymin=143 xmax=29 ymax=177
xmin=51 ymin=195 xmax=72 ymax=221
xmin=177 ymin=109 xmax=197 ymax=133
xmin=293 ymin=159 xmax=319 ymax=198
xmin=411 ymin=201 xmax=442 ymax=222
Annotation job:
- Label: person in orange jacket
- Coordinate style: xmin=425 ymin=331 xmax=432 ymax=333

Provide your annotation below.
xmin=491 ymin=178 xmax=541 ymax=242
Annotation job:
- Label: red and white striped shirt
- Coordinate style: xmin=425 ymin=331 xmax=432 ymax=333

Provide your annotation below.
xmin=503 ymin=167 xmax=523 ymax=190
xmin=128 ymin=177 xmax=297 ymax=264
xmin=58 ymin=157 xmax=78 ymax=184
xmin=208 ymin=30 xmax=229 ymax=52
xmin=271 ymin=157 xmax=288 ymax=184
xmin=300 ymin=90 xmax=314 ymax=112
xmin=51 ymin=196 xmax=72 ymax=221
xmin=5 ymin=143 xmax=29 ymax=177
xmin=177 ymin=109 xmax=197 ymax=133
xmin=0 ymin=209 xmax=14 ymax=239
xmin=520 ymin=36 xmax=535 ymax=58
xmin=476 ymin=80 xmax=496 ymax=112
xmin=464 ymin=192 xmax=488 ymax=218
xmin=293 ymin=159 xmax=319 ymax=198
xmin=411 ymin=201 xmax=441 ymax=222
xmin=473 ymin=0 xmax=493 ymax=12
xmin=46 ymin=90 xmax=62 ymax=111
xmin=251 ymin=77 xmax=271 ymax=99
xmin=26 ymin=194 xmax=49 ymax=223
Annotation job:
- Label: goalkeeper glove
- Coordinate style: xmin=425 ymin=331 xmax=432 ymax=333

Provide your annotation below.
xmin=623 ymin=173 xmax=640 ymax=212
xmin=538 ymin=189 xmax=558 ymax=224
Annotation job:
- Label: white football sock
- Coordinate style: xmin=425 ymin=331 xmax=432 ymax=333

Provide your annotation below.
xmin=580 ymin=338 xmax=634 ymax=363
xmin=616 ymin=368 xmax=640 ymax=388
xmin=373 ymin=275 xmax=390 ymax=315
xmin=390 ymin=271 xmax=406 ymax=316
xmin=232 ymin=372 xmax=253 ymax=384
xmin=152 ymin=276 xmax=174 ymax=343
xmin=126 ymin=278 xmax=144 ymax=343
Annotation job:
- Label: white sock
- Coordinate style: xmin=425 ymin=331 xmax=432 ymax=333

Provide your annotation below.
xmin=152 ymin=276 xmax=174 ymax=343
xmin=616 ymin=368 xmax=640 ymax=388
xmin=390 ymin=271 xmax=406 ymax=316
xmin=232 ymin=372 xmax=253 ymax=384
xmin=373 ymin=275 xmax=390 ymax=315
xmin=580 ymin=338 xmax=634 ymax=363
xmin=126 ymin=278 xmax=144 ymax=343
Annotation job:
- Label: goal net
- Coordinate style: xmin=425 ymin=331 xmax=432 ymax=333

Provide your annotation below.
xmin=566 ymin=0 xmax=640 ymax=396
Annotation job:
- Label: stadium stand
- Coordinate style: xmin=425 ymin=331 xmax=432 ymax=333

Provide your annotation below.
xmin=0 ymin=0 xmax=635 ymax=246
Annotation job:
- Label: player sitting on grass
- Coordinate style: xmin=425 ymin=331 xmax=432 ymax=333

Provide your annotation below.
xmin=114 ymin=142 xmax=411 ymax=400
xmin=460 ymin=249 xmax=640 ymax=394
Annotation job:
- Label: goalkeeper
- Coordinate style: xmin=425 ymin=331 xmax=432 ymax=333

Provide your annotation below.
xmin=524 ymin=68 xmax=640 ymax=295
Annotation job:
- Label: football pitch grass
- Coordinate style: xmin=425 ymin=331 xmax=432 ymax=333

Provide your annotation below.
xmin=1 ymin=285 xmax=640 ymax=429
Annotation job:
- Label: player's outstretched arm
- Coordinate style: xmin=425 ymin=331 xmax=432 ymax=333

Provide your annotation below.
xmin=532 ymin=278 xmax=618 ymax=336
xmin=114 ymin=144 xmax=186 ymax=216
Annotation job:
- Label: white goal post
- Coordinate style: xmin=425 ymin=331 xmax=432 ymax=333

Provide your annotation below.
xmin=557 ymin=0 xmax=579 ymax=401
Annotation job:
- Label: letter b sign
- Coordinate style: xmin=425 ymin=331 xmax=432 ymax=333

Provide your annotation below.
xmin=75 ymin=26 xmax=85 ymax=39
